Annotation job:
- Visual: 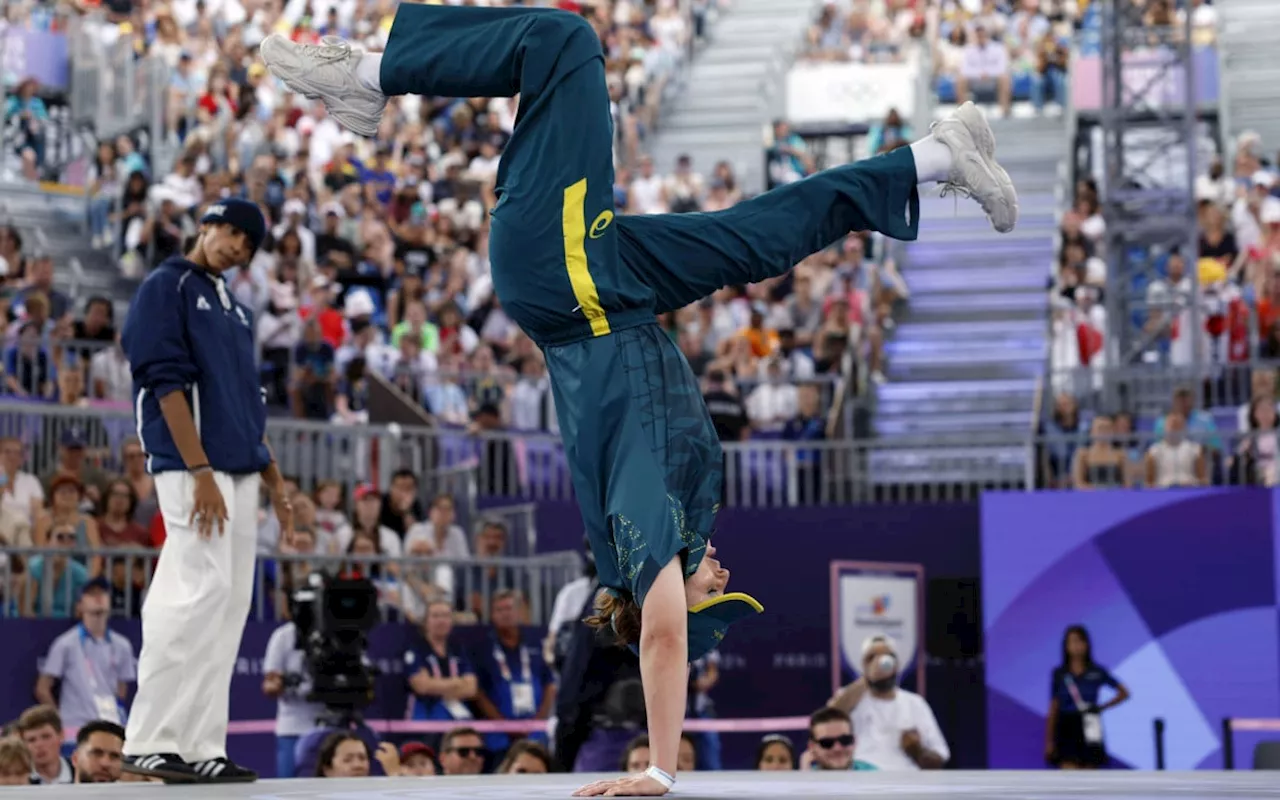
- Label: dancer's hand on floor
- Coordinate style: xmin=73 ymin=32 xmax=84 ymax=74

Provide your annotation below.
xmin=572 ymin=774 xmax=669 ymax=797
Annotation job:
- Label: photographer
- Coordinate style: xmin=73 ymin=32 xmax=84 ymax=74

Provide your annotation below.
xmin=263 ymin=617 xmax=328 ymax=778
xmin=828 ymin=635 xmax=949 ymax=771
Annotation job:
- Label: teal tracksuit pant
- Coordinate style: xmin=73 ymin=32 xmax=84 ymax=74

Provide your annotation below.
xmin=382 ymin=5 xmax=922 ymax=603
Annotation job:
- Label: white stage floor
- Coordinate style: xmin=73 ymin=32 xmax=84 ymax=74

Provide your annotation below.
xmin=7 ymin=771 xmax=1280 ymax=799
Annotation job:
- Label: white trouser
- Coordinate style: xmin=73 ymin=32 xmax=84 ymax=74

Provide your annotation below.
xmin=124 ymin=470 xmax=260 ymax=762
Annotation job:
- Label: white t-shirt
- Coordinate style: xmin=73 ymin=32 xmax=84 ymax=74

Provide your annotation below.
xmin=630 ymin=175 xmax=666 ymax=214
xmin=850 ymin=689 xmax=950 ymax=771
xmin=262 ymin=622 xmax=327 ymax=739
xmin=1 ymin=471 xmax=44 ymax=523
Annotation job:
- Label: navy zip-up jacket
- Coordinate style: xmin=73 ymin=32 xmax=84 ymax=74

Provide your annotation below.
xmin=122 ymin=256 xmax=270 ymax=475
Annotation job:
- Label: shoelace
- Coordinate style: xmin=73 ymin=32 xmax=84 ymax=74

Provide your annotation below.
xmin=292 ymin=35 xmax=353 ymax=64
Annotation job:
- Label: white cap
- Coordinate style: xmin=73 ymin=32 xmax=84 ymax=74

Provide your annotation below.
xmin=344 ymin=290 xmax=376 ymax=319
xmin=861 ymin=634 xmax=898 ymax=662
xmin=283 ymin=198 xmax=307 ymax=218
xmin=1252 ymin=170 xmax=1274 ymax=188
xmin=1262 ymin=197 xmax=1280 ymax=225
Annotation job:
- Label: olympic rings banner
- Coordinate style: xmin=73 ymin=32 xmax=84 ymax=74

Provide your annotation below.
xmin=830 ymin=561 xmax=925 ymax=698
xmin=982 ymin=488 xmax=1280 ymax=771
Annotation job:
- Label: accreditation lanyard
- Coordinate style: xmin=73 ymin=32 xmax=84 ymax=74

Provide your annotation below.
xmin=78 ymin=626 xmax=122 ymax=724
xmin=493 ymin=644 xmax=531 ymax=684
xmin=1064 ymin=674 xmax=1103 ymax=744
xmin=425 ymin=651 xmax=460 ymax=680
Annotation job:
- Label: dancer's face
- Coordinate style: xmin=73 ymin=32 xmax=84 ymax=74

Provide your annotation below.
xmin=684 ymin=543 xmax=729 ymax=608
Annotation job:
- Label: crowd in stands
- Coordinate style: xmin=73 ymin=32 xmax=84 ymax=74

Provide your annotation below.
xmin=0 ymin=0 xmax=899 ymax=448
xmin=1 ymin=580 xmax=949 ymax=781
xmin=1042 ymin=105 xmax=1280 ymax=489
xmin=797 ymin=0 xmax=1219 ymax=119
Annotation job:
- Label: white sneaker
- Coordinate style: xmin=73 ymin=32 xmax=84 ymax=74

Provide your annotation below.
xmin=930 ymin=101 xmax=1019 ymax=234
xmin=259 ymin=34 xmax=386 ymax=139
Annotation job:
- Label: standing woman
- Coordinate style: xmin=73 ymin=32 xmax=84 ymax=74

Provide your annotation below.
xmin=120 ymin=199 xmax=293 ymax=784
xmin=1045 ymin=625 xmax=1131 ymax=769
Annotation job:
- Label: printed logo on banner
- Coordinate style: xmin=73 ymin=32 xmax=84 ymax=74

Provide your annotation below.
xmin=831 ymin=561 xmax=925 ymax=696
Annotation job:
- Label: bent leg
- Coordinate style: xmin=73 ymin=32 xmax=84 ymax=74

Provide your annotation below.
xmin=619 ymin=147 xmax=920 ymax=315
xmin=380 ymin=5 xmax=602 ymax=109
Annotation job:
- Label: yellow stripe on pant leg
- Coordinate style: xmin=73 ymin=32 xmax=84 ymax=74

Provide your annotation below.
xmin=562 ymin=178 xmax=611 ymax=337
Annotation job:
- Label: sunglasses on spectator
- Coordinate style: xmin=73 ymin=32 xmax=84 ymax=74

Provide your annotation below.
xmin=52 ymin=533 xmax=76 ymax=544
xmin=814 ymin=735 xmax=854 ymax=749
xmin=447 ymin=747 xmax=487 ymax=758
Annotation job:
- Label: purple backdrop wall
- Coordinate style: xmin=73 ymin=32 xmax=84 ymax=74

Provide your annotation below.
xmin=982 ymin=488 xmax=1280 ymax=771
xmin=0 ymin=503 xmax=984 ymax=776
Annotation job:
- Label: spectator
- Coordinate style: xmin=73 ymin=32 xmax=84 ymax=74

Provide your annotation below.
xmin=473 ymin=590 xmax=555 ymax=755
xmin=756 ymin=734 xmax=796 ymax=771
xmin=665 ymin=154 xmax=704 ymax=213
xmin=702 ymin=370 xmax=751 ymax=442
xmin=405 ymin=598 xmax=479 ymax=724
xmin=291 ymin=319 xmax=338 ymax=418
xmin=22 ymin=520 xmax=93 ymax=618
xmin=88 ymin=333 xmax=132 ymax=404
xmin=0 ymin=736 xmax=33 ymax=785
xmin=379 ymin=469 xmax=424 ymax=538
xmin=373 ymin=741 xmax=437 ymax=777
xmin=34 ymin=578 xmax=135 ymax=737
xmin=119 ymin=438 xmax=157 ymax=529
xmin=405 ymin=494 xmax=471 ymax=561
xmin=828 ymin=635 xmax=949 ymax=770
xmin=312 ymin=481 xmax=353 ymax=555
xmin=34 ymin=473 xmax=102 ymax=571
xmin=40 ymin=430 xmax=110 ymax=504
xmin=496 ymin=739 xmax=553 ymax=774
xmin=1232 ymin=397 xmax=1280 ymax=486
xmin=15 ymin=252 xmax=71 ymax=320
xmin=746 ymin=358 xmax=799 ymax=433
xmin=1145 ymin=412 xmax=1208 ymax=488
xmin=315 ymin=732 xmax=371 ymax=778
xmin=342 ymin=484 xmax=403 ymax=557
xmin=0 ymin=437 xmax=44 ymax=524
xmin=15 ymin=705 xmax=73 ymax=784
xmin=72 ymin=720 xmax=126 ymax=783
xmin=628 ymin=155 xmax=667 ymax=214
xmin=439 ymin=726 xmax=487 ymax=776
xmin=263 ymin=616 xmax=327 ymax=779
xmin=4 ymin=321 xmax=55 ymax=400
xmin=1153 ymin=388 xmax=1222 ymax=453
xmin=1070 ymin=416 xmax=1130 ymax=490
xmin=464 ymin=520 xmax=524 ymax=618
xmin=958 ymin=25 xmax=1011 ymax=117
xmin=800 ymin=706 xmax=875 ymax=771
xmin=97 ymin=479 xmax=148 ymax=549
xmin=1238 ymin=368 xmax=1279 ymax=432
xmin=621 ymin=733 xmax=651 ymax=772
xmin=1039 ymin=392 xmax=1083 ymax=488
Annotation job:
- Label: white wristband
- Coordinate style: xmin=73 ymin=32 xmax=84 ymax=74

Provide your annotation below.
xmin=644 ymin=765 xmax=675 ymax=789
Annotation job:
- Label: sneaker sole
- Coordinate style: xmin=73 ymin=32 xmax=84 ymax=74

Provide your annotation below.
xmin=193 ymin=772 xmax=258 ymax=784
xmin=122 ymin=762 xmax=199 ymax=784
xmin=953 ymin=103 xmax=1019 ymax=232
xmin=259 ymin=35 xmax=381 ymax=139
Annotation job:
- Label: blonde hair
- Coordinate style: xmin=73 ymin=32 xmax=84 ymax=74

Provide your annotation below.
xmin=584 ymin=591 xmax=641 ymax=647
xmin=0 ymin=735 xmax=32 ymax=777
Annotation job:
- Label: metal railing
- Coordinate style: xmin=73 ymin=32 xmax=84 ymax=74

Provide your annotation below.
xmin=1047 ymin=360 xmax=1278 ymax=419
xmin=0 ymin=547 xmax=583 ymax=626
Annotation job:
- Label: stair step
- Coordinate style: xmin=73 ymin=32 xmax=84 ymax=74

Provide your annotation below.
xmin=885 ymin=336 xmax=1045 ymax=357
xmin=892 ymin=319 xmax=1046 ymax=340
xmin=874 ymin=410 xmax=1033 ymax=435
xmin=888 ymin=343 xmax=1045 ymax=365
xmin=905 ymin=269 xmax=1048 ymax=293
xmin=886 ymin=361 xmax=1044 ymax=381
xmin=866 ymin=446 xmax=1030 ymax=486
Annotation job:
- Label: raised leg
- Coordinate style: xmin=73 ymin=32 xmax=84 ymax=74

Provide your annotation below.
xmin=617 ymin=102 xmax=1019 ymax=314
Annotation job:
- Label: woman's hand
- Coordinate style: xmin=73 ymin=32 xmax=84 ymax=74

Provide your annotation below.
xmin=190 ymin=472 xmax=228 ymax=539
xmin=572 ymin=774 xmax=669 ymax=797
xmin=374 ymin=742 xmax=401 ymax=777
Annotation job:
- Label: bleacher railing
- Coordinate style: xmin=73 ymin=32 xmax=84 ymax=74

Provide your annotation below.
xmin=11 ymin=395 xmax=1280 ymax=509
xmin=0 ymin=546 xmax=583 ymax=626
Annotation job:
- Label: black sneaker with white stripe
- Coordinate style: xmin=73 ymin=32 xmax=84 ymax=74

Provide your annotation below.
xmin=122 ymin=753 xmax=199 ymax=783
xmin=190 ymin=757 xmax=258 ymax=783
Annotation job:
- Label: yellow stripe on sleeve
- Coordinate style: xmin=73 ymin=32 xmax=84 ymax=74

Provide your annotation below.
xmin=562 ymin=178 xmax=611 ymax=337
